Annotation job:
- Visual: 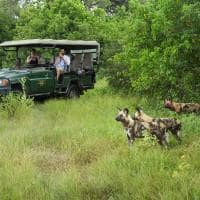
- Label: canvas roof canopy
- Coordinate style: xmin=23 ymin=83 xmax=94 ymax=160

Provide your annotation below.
xmin=0 ymin=39 xmax=100 ymax=51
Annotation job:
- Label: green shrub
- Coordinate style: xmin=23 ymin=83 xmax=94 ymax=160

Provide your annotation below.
xmin=106 ymin=0 xmax=200 ymax=101
xmin=0 ymin=92 xmax=33 ymax=118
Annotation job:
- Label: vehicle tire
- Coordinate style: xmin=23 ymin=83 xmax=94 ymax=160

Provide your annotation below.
xmin=67 ymin=84 xmax=80 ymax=99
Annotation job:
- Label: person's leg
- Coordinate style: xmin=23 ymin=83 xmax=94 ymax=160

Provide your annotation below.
xmin=60 ymin=70 xmax=64 ymax=83
xmin=56 ymin=68 xmax=61 ymax=80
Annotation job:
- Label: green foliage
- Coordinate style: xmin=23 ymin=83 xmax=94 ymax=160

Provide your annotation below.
xmin=0 ymin=78 xmax=33 ymax=118
xmin=0 ymin=0 xmax=20 ymax=42
xmin=16 ymin=0 xmax=92 ymax=39
xmin=106 ymin=0 xmax=200 ymax=101
xmin=0 ymin=93 xmax=33 ymax=118
xmin=82 ymin=0 xmax=128 ymax=13
xmin=19 ymin=77 xmax=28 ymax=97
xmin=0 ymin=92 xmax=33 ymax=118
xmin=0 ymin=0 xmax=21 ymax=67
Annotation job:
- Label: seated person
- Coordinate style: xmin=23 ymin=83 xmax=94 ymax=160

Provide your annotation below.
xmin=26 ymin=49 xmax=39 ymax=65
xmin=54 ymin=49 xmax=71 ymax=80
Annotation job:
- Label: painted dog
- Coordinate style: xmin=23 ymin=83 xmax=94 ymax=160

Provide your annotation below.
xmin=115 ymin=108 xmax=144 ymax=145
xmin=164 ymin=99 xmax=200 ymax=114
xmin=133 ymin=107 xmax=182 ymax=146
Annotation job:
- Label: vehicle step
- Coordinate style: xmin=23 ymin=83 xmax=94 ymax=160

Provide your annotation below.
xmin=57 ymin=91 xmax=67 ymax=94
xmin=56 ymin=84 xmax=64 ymax=87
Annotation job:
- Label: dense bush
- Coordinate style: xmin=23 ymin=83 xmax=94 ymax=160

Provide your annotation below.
xmin=0 ymin=92 xmax=33 ymax=118
xmin=0 ymin=78 xmax=33 ymax=118
xmin=106 ymin=0 xmax=200 ymax=101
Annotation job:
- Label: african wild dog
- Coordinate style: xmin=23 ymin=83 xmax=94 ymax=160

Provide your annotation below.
xmin=133 ymin=107 xmax=182 ymax=146
xmin=164 ymin=99 xmax=200 ymax=114
xmin=115 ymin=108 xmax=144 ymax=145
xmin=132 ymin=119 xmax=169 ymax=146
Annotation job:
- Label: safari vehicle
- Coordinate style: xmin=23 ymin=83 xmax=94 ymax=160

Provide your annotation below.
xmin=0 ymin=39 xmax=100 ymax=98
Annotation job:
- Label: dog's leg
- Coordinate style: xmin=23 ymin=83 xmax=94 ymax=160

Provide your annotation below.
xmin=170 ymin=125 xmax=182 ymax=143
xmin=130 ymin=137 xmax=135 ymax=145
xmin=174 ymin=130 xmax=182 ymax=143
xmin=127 ymin=134 xmax=132 ymax=146
xmin=165 ymin=131 xmax=169 ymax=145
xmin=157 ymin=130 xmax=168 ymax=148
xmin=127 ymin=129 xmax=134 ymax=146
xmin=163 ymin=132 xmax=169 ymax=148
xmin=159 ymin=136 xmax=168 ymax=148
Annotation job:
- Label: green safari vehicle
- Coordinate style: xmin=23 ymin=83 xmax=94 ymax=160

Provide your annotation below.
xmin=0 ymin=39 xmax=100 ymax=98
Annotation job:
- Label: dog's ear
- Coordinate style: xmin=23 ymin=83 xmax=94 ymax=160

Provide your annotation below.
xmin=165 ymin=99 xmax=172 ymax=105
xmin=123 ymin=108 xmax=129 ymax=115
xmin=168 ymin=96 xmax=173 ymax=102
xmin=164 ymin=99 xmax=169 ymax=106
xmin=135 ymin=106 xmax=142 ymax=113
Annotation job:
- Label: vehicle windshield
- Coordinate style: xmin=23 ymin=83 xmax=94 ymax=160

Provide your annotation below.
xmin=0 ymin=47 xmax=98 ymax=70
xmin=0 ymin=47 xmax=56 ymax=69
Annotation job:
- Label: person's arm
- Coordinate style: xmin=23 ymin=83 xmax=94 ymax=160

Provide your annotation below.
xmin=27 ymin=55 xmax=39 ymax=64
xmin=54 ymin=57 xmax=60 ymax=67
xmin=26 ymin=55 xmax=31 ymax=64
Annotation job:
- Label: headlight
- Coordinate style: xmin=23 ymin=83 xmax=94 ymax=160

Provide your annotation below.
xmin=0 ymin=79 xmax=9 ymax=87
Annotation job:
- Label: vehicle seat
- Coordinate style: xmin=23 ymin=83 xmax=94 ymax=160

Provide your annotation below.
xmin=83 ymin=53 xmax=93 ymax=71
xmin=70 ymin=54 xmax=83 ymax=71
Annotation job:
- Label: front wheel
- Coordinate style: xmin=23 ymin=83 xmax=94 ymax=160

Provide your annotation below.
xmin=67 ymin=84 xmax=80 ymax=99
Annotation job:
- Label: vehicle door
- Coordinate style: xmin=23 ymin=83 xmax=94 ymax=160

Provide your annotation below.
xmin=28 ymin=67 xmax=55 ymax=95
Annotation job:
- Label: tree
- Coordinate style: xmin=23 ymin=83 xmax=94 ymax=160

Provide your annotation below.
xmin=15 ymin=0 xmax=93 ymax=39
xmin=106 ymin=0 xmax=200 ymax=101
xmin=82 ymin=0 xmax=128 ymax=13
xmin=0 ymin=0 xmax=20 ymax=42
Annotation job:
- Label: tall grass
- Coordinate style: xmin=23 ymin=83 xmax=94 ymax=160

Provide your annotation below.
xmin=0 ymin=79 xmax=199 ymax=200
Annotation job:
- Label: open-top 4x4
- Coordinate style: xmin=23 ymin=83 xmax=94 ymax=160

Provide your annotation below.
xmin=0 ymin=39 xmax=100 ymax=98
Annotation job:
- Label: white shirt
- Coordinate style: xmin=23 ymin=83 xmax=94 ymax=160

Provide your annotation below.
xmin=54 ymin=54 xmax=71 ymax=69
xmin=63 ymin=55 xmax=70 ymax=66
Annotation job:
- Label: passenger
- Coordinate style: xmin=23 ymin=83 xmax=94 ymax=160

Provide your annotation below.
xmin=54 ymin=49 xmax=71 ymax=81
xmin=26 ymin=49 xmax=39 ymax=65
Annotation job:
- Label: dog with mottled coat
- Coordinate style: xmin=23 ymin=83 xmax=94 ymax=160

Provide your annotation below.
xmin=133 ymin=107 xmax=182 ymax=146
xmin=164 ymin=99 xmax=200 ymax=114
xmin=115 ymin=108 xmax=144 ymax=145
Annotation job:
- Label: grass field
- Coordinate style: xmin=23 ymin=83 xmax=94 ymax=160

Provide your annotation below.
xmin=0 ymin=79 xmax=199 ymax=200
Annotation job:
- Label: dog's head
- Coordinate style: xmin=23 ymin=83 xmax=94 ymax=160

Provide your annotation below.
xmin=164 ymin=99 xmax=173 ymax=108
xmin=134 ymin=106 xmax=153 ymax=123
xmin=133 ymin=106 xmax=143 ymax=121
xmin=115 ymin=108 xmax=129 ymax=123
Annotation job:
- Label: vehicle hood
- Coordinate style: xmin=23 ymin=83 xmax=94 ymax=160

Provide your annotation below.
xmin=0 ymin=68 xmax=30 ymax=82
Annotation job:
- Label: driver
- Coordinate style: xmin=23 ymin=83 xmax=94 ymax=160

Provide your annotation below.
xmin=26 ymin=49 xmax=39 ymax=65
